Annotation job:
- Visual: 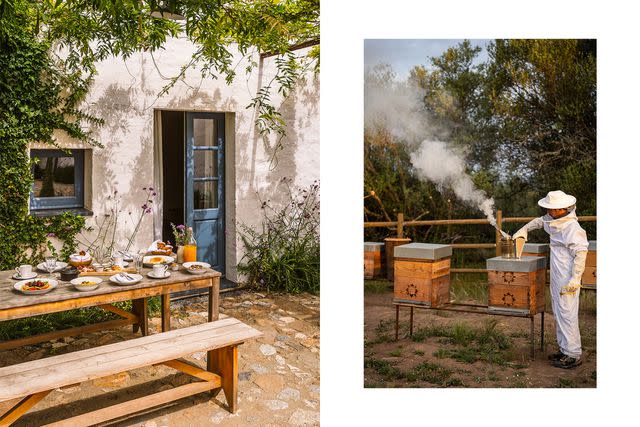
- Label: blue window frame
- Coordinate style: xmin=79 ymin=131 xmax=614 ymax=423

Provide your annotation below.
xmin=30 ymin=149 xmax=84 ymax=211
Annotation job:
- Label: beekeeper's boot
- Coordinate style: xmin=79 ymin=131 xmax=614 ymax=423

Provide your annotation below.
xmin=552 ymin=355 xmax=582 ymax=369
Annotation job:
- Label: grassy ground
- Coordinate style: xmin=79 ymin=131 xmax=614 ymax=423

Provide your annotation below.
xmin=364 ymin=273 xmax=597 ymax=388
xmin=0 ymin=297 xmax=162 ymax=341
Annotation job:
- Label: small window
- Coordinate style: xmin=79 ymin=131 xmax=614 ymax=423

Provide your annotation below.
xmin=30 ymin=149 xmax=84 ymax=211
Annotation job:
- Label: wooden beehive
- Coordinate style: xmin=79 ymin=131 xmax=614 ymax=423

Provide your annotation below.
xmin=364 ymin=242 xmax=385 ymax=279
xmin=487 ymin=256 xmax=547 ymax=315
xmin=383 ymin=237 xmax=411 ymax=281
xmin=521 ymin=243 xmax=549 ymax=259
xmin=393 ymin=243 xmax=452 ymax=307
xmin=582 ymin=240 xmax=597 ymax=287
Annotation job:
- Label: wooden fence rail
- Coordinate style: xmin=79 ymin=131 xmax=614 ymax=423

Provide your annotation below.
xmin=365 ymin=210 xmax=597 ymax=273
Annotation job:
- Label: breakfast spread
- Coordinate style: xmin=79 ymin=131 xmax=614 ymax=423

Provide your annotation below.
xmin=21 ymin=280 xmax=51 ymax=292
xmin=68 ymin=251 xmax=92 ymax=267
xmin=78 ymin=280 xmax=97 ymax=286
xmin=147 ymin=240 xmax=173 ymax=256
xmin=77 ymin=264 xmax=124 ymax=273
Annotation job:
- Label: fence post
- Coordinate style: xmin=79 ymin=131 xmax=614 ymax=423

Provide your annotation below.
xmin=397 ymin=213 xmax=404 ymax=238
xmin=495 ymin=209 xmax=503 ymax=256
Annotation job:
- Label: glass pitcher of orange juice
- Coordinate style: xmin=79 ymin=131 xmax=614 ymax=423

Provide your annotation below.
xmin=183 ymin=227 xmax=197 ymax=262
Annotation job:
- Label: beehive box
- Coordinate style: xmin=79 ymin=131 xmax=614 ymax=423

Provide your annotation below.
xmin=384 ymin=237 xmax=411 ymax=281
xmin=521 ymin=243 xmax=549 ymax=258
xmin=487 ymin=256 xmax=547 ymax=315
xmin=393 ymin=243 xmax=452 ymax=307
xmin=364 ymin=242 xmax=385 ymax=279
xmin=582 ymin=240 xmax=597 ymax=287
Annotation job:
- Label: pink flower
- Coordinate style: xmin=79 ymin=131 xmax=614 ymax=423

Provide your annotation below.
xmin=177 ymin=224 xmax=186 ymax=231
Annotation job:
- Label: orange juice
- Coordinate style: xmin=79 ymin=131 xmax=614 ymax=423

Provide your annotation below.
xmin=183 ymin=244 xmax=197 ymax=263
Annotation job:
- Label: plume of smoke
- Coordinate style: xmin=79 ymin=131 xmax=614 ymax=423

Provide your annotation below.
xmin=410 ymin=140 xmax=497 ymax=226
xmin=364 ymin=67 xmax=496 ymax=224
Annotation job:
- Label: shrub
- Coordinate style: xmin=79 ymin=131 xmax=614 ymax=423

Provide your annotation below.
xmin=237 ymin=179 xmax=319 ymax=294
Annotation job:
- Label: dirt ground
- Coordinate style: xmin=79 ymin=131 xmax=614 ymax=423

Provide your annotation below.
xmin=364 ymin=287 xmax=596 ymax=388
xmin=0 ymin=290 xmax=320 ymax=426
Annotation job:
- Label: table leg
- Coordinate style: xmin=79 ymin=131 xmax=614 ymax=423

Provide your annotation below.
xmin=395 ymin=305 xmax=399 ymax=341
xmin=530 ymin=316 xmax=535 ymax=359
xmin=161 ymin=294 xmax=171 ymax=332
xmin=540 ymin=312 xmax=545 ymax=351
xmin=409 ymin=306 xmax=414 ymax=337
xmin=131 ymin=298 xmax=148 ymax=336
xmin=209 ymin=277 xmax=220 ymax=322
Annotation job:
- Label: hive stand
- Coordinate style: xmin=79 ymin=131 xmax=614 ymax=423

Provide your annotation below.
xmin=393 ymin=251 xmax=547 ymax=358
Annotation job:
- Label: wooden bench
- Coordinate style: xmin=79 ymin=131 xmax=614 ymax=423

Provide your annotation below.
xmin=0 ymin=317 xmax=262 ymax=426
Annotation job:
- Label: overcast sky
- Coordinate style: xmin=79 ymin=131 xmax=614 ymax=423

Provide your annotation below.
xmin=364 ymin=39 xmax=491 ymax=81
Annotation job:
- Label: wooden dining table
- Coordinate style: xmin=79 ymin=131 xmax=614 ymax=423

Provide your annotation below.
xmin=0 ymin=268 xmax=221 ymax=352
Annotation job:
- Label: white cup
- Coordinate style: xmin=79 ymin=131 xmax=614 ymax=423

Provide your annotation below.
xmin=15 ymin=265 xmax=32 ymax=277
xmin=152 ymin=264 xmax=168 ymax=277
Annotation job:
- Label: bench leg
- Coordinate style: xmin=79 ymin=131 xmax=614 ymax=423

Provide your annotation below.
xmin=132 ymin=298 xmax=148 ymax=336
xmin=0 ymin=390 xmax=50 ymax=426
xmin=161 ymin=294 xmax=171 ymax=332
xmin=207 ymin=345 xmax=238 ymax=413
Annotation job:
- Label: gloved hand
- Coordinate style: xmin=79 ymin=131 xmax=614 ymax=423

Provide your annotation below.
xmin=512 ymin=226 xmax=528 ymax=241
xmin=512 ymin=217 xmax=544 ymax=241
xmin=560 ymin=281 xmax=581 ymax=296
xmin=560 ymin=251 xmax=587 ymax=296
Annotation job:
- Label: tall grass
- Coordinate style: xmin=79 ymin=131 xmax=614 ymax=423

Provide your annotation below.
xmin=238 ymin=180 xmax=319 ymax=294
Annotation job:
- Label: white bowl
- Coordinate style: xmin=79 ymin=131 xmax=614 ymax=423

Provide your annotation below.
xmin=14 ymin=278 xmax=58 ymax=295
xmin=183 ymin=261 xmax=211 ymax=274
xmin=70 ymin=276 xmax=103 ymax=291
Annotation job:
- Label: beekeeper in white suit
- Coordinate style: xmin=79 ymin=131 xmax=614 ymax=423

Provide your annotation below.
xmin=513 ymin=190 xmax=588 ymax=369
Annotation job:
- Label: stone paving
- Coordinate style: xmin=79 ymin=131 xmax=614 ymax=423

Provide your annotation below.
xmin=2 ymin=290 xmax=320 ymax=426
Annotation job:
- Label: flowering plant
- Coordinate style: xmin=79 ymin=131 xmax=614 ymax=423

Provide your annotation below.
xmin=124 ymin=187 xmax=156 ymax=252
xmin=171 ymin=223 xmax=193 ymax=246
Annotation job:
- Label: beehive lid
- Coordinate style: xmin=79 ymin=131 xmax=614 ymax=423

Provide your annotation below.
xmin=522 ymin=243 xmax=549 ymax=253
xmin=394 ymin=243 xmax=452 ymax=260
xmin=364 ymin=242 xmax=385 ymax=252
xmin=486 ymin=256 xmax=547 ymax=272
xmin=588 ymin=240 xmax=597 ymax=251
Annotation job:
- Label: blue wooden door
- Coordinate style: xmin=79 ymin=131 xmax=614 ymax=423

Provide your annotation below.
xmin=185 ymin=112 xmax=225 ymax=274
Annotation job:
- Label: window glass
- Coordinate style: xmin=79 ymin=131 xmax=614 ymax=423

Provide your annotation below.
xmin=32 ymin=156 xmax=76 ymax=197
xmin=193 ymin=118 xmax=217 ymax=146
xmin=194 ymin=180 xmax=218 ymax=209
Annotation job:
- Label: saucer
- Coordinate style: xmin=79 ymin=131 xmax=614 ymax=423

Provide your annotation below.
xmin=36 ymin=261 xmax=68 ymax=272
xmin=147 ymin=271 xmax=171 ymax=279
xmin=12 ymin=272 xmax=38 ymax=280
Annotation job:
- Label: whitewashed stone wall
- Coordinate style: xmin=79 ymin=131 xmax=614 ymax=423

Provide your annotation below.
xmin=31 ymin=36 xmax=319 ymax=283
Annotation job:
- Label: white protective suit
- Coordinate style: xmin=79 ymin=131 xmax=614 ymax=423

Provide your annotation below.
xmin=513 ymin=209 xmax=588 ymax=358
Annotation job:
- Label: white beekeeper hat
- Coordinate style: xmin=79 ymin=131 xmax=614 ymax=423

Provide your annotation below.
xmin=537 ymin=190 xmax=577 ymax=209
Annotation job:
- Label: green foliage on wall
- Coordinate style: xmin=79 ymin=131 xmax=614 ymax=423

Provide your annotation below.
xmin=0 ymin=2 xmax=98 ymax=269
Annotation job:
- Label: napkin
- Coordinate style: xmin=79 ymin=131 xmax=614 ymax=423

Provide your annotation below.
xmin=114 ymin=273 xmax=135 ymax=283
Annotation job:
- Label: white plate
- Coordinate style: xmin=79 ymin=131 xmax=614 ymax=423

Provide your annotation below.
xmin=110 ymin=273 xmax=143 ymax=286
xmin=143 ymin=255 xmax=174 ymax=267
xmin=14 ymin=278 xmax=58 ymax=295
xmin=183 ymin=261 xmax=211 ymax=274
xmin=147 ymin=271 xmax=171 ymax=279
xmin=12 ymin=272 xmax=38 ymax=280
xmin=70 ymin=276 xmax=103 ymax=291
xmin=36 ymin=261 xmax=68 ymax=273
